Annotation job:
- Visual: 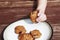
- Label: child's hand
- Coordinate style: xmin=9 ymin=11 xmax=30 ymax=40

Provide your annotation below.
xmin=36 ymin=11 xmax=47 ymax=22
xmin=36 ymin=0 xmax=47 ymax=22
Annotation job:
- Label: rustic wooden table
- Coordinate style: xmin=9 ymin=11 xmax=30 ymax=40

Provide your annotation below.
xmin=0 ymin=0 xmax=60 ymax=40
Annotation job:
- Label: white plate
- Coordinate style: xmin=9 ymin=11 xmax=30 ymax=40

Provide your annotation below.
xmin=3 ymin=19 xmax=52 ymax=40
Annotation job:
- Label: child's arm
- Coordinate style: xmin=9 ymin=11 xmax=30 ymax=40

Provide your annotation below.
xmin=37 ymin=0 xmax=47 ymax=15
xmin=36 ymin=0 xmax=47 ymax=22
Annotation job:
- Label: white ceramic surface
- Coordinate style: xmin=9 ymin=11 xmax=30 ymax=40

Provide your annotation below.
xmin=3 ymin=19 xmax=52 ymax=40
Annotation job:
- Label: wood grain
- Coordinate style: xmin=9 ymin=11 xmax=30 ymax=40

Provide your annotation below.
xmin=0 ymin=0 xmax=60 ymax=2
xmin=0 ymin=0 xmax=60 ymax=40
xmin=0 ymin=1 xmax=60 ymax=7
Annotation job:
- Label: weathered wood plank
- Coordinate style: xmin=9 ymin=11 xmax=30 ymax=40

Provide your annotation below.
xmin=0 ymin=5 xmax=60 ymax=24
xmin=0 ymin=1 xmax=60 ymax=7
xmin=1 ymin=0 xmax=59 ymax=1
xmin=0 ymin=1 xmax=33 ymax=7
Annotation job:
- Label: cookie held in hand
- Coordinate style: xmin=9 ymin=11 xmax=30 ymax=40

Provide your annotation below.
xmin=30 ymin=10 xmax=38 ymax=23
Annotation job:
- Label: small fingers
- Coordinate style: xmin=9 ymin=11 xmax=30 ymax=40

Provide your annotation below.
xmin=38 ymin=10 xmax=45 ymax=16
xmin=36 ymin=14 xmax=47 ymax=22
xmin=38 ymin=11 xmax=41 ymax=16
